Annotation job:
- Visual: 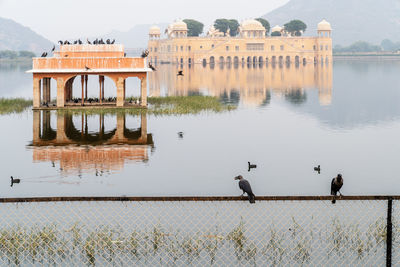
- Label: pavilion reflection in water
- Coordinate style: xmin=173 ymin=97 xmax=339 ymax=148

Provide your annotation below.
xmin=30 ymin=111 xmax=154 ymax=175
xmin=148 ymin=63 xmax=332 ymax=106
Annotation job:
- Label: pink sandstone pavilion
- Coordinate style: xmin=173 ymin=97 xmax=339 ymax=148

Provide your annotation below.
xmin=27 ymin=44 xmax=152 ymax=109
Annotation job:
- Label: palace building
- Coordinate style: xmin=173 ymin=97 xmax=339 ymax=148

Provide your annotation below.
xmin=148 ymin=19 xmax=332 ymax=65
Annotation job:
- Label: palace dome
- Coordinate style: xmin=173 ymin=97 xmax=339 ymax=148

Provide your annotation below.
xmin=240 ymin=19 xmax=265 ymax=31
xmin=317 ymin=19 xmax=332 ymax=31
xmin=170 ymin=20 xmax=188 ymax=31
xmin=149 ymin=25 xmax=161 ymax=35
xmin=271 ymin=25 xmax=283 ymax=33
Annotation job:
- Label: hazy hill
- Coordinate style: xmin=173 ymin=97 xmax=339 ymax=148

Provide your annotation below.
xmin=0 ymin=17 xmax=53 ymax=55
xmin=98 ymin=23 xmax=169 ymax=49
xmin=262 ymin=0 xmax=400 ymax=45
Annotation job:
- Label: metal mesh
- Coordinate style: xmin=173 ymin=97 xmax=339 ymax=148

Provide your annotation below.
xmin=0 ymin=199 xmax=392 ymax=266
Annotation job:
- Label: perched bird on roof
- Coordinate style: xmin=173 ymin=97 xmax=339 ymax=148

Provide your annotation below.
xmin=41 ymin=52 xmax=47 ymax=57
xmin=314 ymin=165 xmax=321 ymax=174
xmin=111 ymin=39 xmax=115 ymax=44
xmin=149 ymin=63 xmax=156 ymax=71
xmin=78 ymin=39 xmax=82 ymax=44
xmin=51 ymin=45 xmax=55 ymax=52
xmin=58 ymin=40 xmax=63 ymax=45
xmin=85 ymin=66 xmax=91 ymax=71
xmin=87 ymin=39 xmax=92 ymax=44
xmin=177 ymin=70 xmax=184 ymax=76
xmin=141 ymin=50 xmax=149 ymax=58
xmin=331 ymin=174 xmax=343 ymax=204
xmin=106 ymin=39 xmax=111 ymax=44
xmin=235 ymin=175 xmax=255 ymax=204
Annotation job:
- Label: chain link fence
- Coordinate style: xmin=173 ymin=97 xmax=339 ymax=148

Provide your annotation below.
xmin=0 ymin=196 xmax=397 ymax=266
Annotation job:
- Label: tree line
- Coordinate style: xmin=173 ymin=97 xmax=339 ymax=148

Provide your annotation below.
xmin=334 ymin=40 xmax=400 ymax=53
xmin=181 ymin=19 xmax=307 ymax=37
xmin=0 ymin=50 xmax=36 ymax=59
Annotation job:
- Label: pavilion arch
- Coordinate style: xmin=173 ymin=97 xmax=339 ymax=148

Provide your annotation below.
xmin=320 ymin=56 xmax=324 ymax=64
xmin=258 ymin=56 xmax=263 ymax=64
xmin=247 ymin=56 xmax=251 ymax=64
xmin=325 ymin=56 xmax=329 ymax=64
xmin=303 ymin=58 xmax=307 ymax=65
xmin=265 ymin=57 xmax=269 ymax=65
xmin=286 ymin=56 xmax=291 ymax=64
xmin=271 ymin=56 xmax=276 ymax=64
xmin=202 ymin=58 xmax=207 ymax=66
xmin=209 ymin=56 xmax=215 ymax=64
xmin=234 ymin=56 xmax=239 ymax=65
xmin=314 ymin=57 xmax=317 ymax=64
xmin=219 ymin=56 xmax=225 ymax=64
xmin=226 ymin=56 xmax=232 ymax=65
xmin=279 ymin=56 xmax=284 ymax=65
xmin=295 ymin=56 xmax=300 ymax=65
xmin=253 ymin=56 xmax=257 ymax=63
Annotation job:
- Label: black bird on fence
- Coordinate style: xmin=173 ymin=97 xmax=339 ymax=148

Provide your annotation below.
xmin=87 ymin=39 xmax=92 ymax=44
xmin=248 ymin=162 xmax=257 ymax=172
xmin=111 ymin=39 xmax=115 ymax=44
xmin=141 ymin=50 xmax=149 ymax=58
xmin=73 ymin=40 xmax=78 ymax=44
xmin=10 ymin=176 xmax=20 ymax=187
xmin=149 ymin=63 xmax=156 ymax=71
xmin=100 ymin=38 xmax=105 ymax=44
xmin=331 ymin=174 xmax=343 ymax=204
xmin=58 ymin=40 xmax=63 ymax=45
xmin=78 ymin=39 xmax=82 ymax=44
xmin=41 ymin=52 xmax=46 ymax=57
xmin=106 ymin=39 xmax=111 ymax=44
xmin=177 ymin=70 xmax=184 ymax=76
xmin=314 ymin=165 xmax=321 ymax=174
xmin=51 ymin=45 xmax=55 ymax=52
xmin=235 ymin=175 xmax=255 ymax=204
xmin=85 ymin=66 xmax=91 ymax=71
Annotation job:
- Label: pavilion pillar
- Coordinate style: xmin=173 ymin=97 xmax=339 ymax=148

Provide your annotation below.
xmin=102 ymin=76 xmax=105 ymax=101
xmin=81 ymin=75 xmax=84 ymax=105
xmin=85 ymin=75 xmax=88 ymax=100
xmin=56 ymin=112 xmax=67 ymax=142
xmin=42 ymin=79 xmax=47 ymax=104
xmin=33 ymin=77 xmax=41 ymax=108
xmin=116 ymin=77 xmax=125 ymax=107
xmin=140 ymin=112 xmax=147 ymax=142
xmin=46 ymin=78 xmax=51 ymax=103
xmin=123 ymin=79 xmax=126 ymax=101
xmin=99 ymin=76 xmax=103 ymax=104
xmin=57 ymin=78 xmax=65 ymax=108
xmin=115 ymin=113 xmax=125 ymax=140
xmin=32 ymin=110 xmax=41 ymax=142
xmin=140 ymin=76 xmax=147 ymax=107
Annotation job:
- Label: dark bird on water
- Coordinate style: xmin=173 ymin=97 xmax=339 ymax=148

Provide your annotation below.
xmin=149 ymin=63 xmax=156 ymax=71
xmin=314 ymin=165 xmax=321 ymax=174
xmin=177 ymin=70 xmax=184 ymax=76
xmin=235 ymin=175 xmax=255 ymax=204
xmin=85 ymin=66 xmax=91 ymax=70
xmin=331 ymin=174 xmax=343 ymax=204
xmin=10 ymin=176 xmax=20 ymax=187
xmin=248 ymin=162 xmax=257 ymax=172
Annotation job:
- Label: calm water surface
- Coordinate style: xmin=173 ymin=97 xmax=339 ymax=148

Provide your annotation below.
xmin=0 ymin=60 xmax=400 ymax=197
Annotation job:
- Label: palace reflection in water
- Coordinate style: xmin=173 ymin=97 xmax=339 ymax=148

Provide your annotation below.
xmin=30 ymin=111 xmax=154 ymax=175
xmin=148 ymin=63 xmax=332 ymax=107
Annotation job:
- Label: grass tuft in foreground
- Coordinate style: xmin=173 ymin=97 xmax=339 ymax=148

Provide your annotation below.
xmin=0 ymin=98 xmax=32 ymax=114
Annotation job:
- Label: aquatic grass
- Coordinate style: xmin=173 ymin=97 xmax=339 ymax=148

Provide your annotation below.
xmin=0 ymin=98 xmax=32 ymax=114
xmin=59 ymin=95 xmax=237 ymax=116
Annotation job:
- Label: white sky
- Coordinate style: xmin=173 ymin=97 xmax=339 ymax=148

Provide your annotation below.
xmin=0 ymin=0 xmax=289 ymax=41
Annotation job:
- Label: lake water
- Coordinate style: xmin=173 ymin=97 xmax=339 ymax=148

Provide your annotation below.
xmin=1 ymin=60 xmax=400 ymax=197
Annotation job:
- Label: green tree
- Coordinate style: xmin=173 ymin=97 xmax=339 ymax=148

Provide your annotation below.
xmin=255 ymin=18 xmax=270 ymax=35
xmin=271 ymin=31 xmax=281 ymax=37
xmin=228 ymin=19 xmax=240 ymax=36
xmin=284 ymin=20 xmax=307 ymax=36
xmin=18 ymin=51 xmax=36 ymax=58
xmin=214 ymin=19 xmax=230 ymax=35
xmin=183 ymin=19 xmax=204 ymax=37
xmin=0 ymin=50 xmax=18 ymax=59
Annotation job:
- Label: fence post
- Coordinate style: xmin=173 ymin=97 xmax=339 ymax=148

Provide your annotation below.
xmin=387 ymin=197 xmax=393 ymax=267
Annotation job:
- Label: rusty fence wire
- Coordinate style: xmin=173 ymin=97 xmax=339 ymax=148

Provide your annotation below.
xmin=0 ymin=196 xmax=397 ymax=266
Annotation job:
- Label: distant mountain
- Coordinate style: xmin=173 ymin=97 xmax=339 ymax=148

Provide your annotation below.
xmin=262 ymin=0 xmax=400 ymax=45
xmin=0 ymin=17 xmax=53 ymax=55
xmin=98 ymin=23 xmax=169 ymax=49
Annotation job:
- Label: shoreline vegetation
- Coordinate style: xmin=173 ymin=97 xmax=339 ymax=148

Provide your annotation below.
xmin=0 ymin=96 xmax=236 ymax=115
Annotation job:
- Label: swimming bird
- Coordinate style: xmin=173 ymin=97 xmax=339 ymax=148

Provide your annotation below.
xmin=314 ymin=165 xmax=321 ymax=174
xmin=178 ymin=132 xmax=184 ymax=138
xmin=85 ymin=66 xmax=91 ymax=70
xmin=51 ymin=45 xmax=55 ymax=52
xmin=149 ymin=63 xmax=156 ymax=71
xmin=331 ymin=174 xmax=343 ymax=204
xmin=177 ymin=70 xmax=184 ymax=76
xmin=248 ymin=162 xmax=257 ymax=172
xmin=235 ymin=175 xmax=255 ymax=204
xmin=10 ymin=176 xmax=20 ymax=187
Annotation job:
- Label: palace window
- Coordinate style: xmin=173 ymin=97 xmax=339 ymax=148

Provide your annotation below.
xmin=188 ymin=46 xmax=191 ymax=51
xmin=280 ymin=45 xmax=284 ymax=51
xmin=271 ymin=45 xmax=275 ymax=51
xmin=313 ymin=45 xmax=316 ymax=50
xmin=181 ymin=46 xmax=183 ymax=51
xmin=212 ymin=44 xmax=215 ymax=48
xmin=226 ymin=46 xmax=229 ymax=51
xmin=150 ymin=47 xmax=152 ymax=52
xmin=235 ymin=46 xmax=239 ymax=51
xmin=200 ymin=45 xmax=203 ymax=49
xmin=320 ymin=45 xmax=323 ymax=50
xmin=176 ymin=46 xmax=178 ymax=51
xmin=325 ymin=45 xmax=329 ymax=50
xmin=246 ymin=43 xmax=264 ymax=51
xmin=167 ymin=45 xmax=170 ymax=52
xmin=154 ymin=47 xmax=157 ymax=52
